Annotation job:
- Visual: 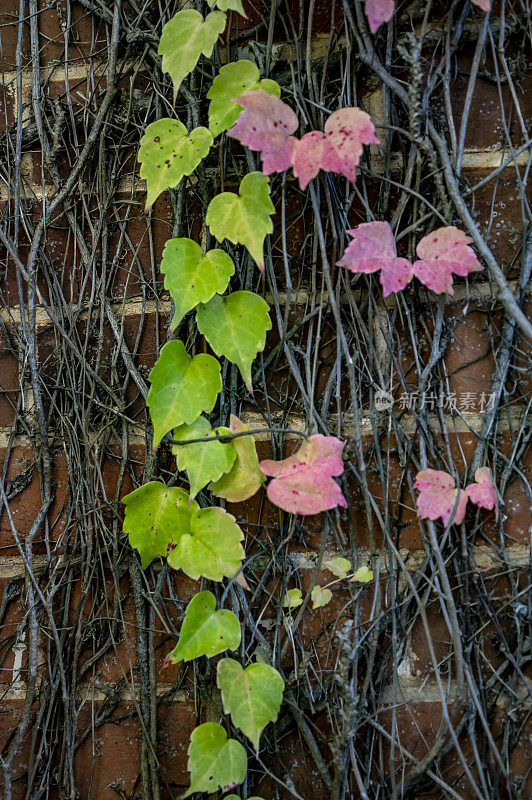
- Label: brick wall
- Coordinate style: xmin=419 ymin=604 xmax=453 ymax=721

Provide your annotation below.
xmin=0 ymin=2 xmax=530 ymax=799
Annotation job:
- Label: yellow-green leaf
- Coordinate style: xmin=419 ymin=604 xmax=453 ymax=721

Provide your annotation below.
xmin=206 ymin=172 xmax=274 ymax=271
xmin=185 ymin=722 xmax=247 ymax=798
xmin=161 ymin=238 xmax=234 ymax=329
xmin=166 ymin=590 xmax=241 ymax=663
xmin=123 ymin=481 xmax=195 ymax=569
xmin=311 ymin=585 xmax=332 ymax=609
xmin=209 ymin=414 xmax=265 ymax=502
xmin=282 ymin=588 xmax=302 ymax=609
xmin=351 ymin=566 xmax=374 ymax=583
xmin=173 ymin=416 xmax=236 ymax=499
xmin=167 ymin=505 xmax=244 ymax=582
xmin=207 ymin=0 xmax=247 ymax=15
xmin=147 ymin=340 xmax=221 ymax=448
xmin=217 ymin=658 xmax=284 ymax=750
xmin=324 ymin=556 xmax=351 ymax=579
xmin=196 ymin=291 xmax=271 ymax=391
xmin=159 ymin=10 xmax=226 ymax=98
xmin=207 ymin=59 xmax=280 ymax=137
xmin=139 ymin=119 xmax=212 ymax=209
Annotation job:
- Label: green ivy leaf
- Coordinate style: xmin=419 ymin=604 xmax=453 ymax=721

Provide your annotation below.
xmin=209 ymin=414 xmax=265 ymax=502
xmin=166 ymin=590 xmax=241 ymax=663
xmin=139 ymin=119 xmax=212 ymax=209
xmin=217 ymin=658 xmax=284 ymax=750
xmin=147 ymin=340 xmax=221 ymax=448
xmin=207 ymin=0 xmax=247 ymax=14
xmin=311 ymin=585 xmax=332 ymax=609
xmin=159 ymin=9 xmax=226 ymax=99
xmin=226 ymin=796 xmax=265 ymax=800
xmin=283 ymin=588 xmax=303 ymax=609
xmin=185 ymin=722 xmax=247 ymax=798
xmin=324 ymin=557 xmax=351 ymax=579
xmin=168 ymin=506 xmax=244 ymax=582
xmin=351 ymin=566 xmax=374 ymax=583
xmin=161 ymin=238 xmax=235 ymax=329
xmin=196 ymin=291 xmax=271 ymax=391
xmin=173 ymin=416 xmax=236 ymax=499
xmin=206 ymin=172 xmax=275 ymax=271
xmin=123 ymin=481 xmax=195 ymax=569
xmin=207 ymin=60 xmax=280 ymax=137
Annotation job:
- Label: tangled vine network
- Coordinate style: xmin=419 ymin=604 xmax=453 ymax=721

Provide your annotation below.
xmin=0 ymin=1 xmax=530 ymax=799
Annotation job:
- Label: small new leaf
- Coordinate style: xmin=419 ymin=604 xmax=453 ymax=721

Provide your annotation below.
xmin=324 ymin=557 xmax=351 ymax=579
xmin=283 ymin=588 xmax=303 ymax=609
xmin=168 ymin=506 xmax=244 ymax=582
xmin=351 ymin=566 xmax=374 ymax=583
xmin=208 ymin=60 xmax=280 ymax=138
xmin=196 ymin=291 xmax=271 ymax=391
xmin=166 ymin=590 xmax=241 ymax=663
xmin=147 ymin=340 xmax=221 ymax=448
xmin=209 ymin=415 xmax=265 ymax=502
xmin=139 ymin=119 xmax=212 ymax=209
xmin=260 ymin=434 xmax=347 ymax=515
xmin=123 ymin=481 xmax=195 ymax=569
xmin=185 ymin=722 xmax=247 ymax=798
xmin=206 ymin=172 xmax=274 ymax=271
xmin=217 ymin=658 xmax=285 ymax=750
xmin=414 ymin=469 xmax=468 ymax=526
xmin=159 ymin=10 xmax=226 ymax=99
xmin=173 ymin=416 xmax=236 ymax=499
xmin=161 ymin=238 xmax=234 ymax=329
xmin=311 ymin=585 xmax=332 ymax=609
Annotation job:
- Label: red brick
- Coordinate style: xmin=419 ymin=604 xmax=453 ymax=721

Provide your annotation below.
xmin=0 ymin=325 xmax=19 ymax=427
xmin=0 ymin=699 xmax=32 ymax=800
xmin=37 ymin=2 xmax=110 ymax=68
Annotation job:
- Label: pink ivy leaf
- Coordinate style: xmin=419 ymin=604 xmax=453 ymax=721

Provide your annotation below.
xmin=337 ymin=221 xmax=414 ymax=296
xmin=292 ymin=107 xmax=379 ymax=189
xmin=259 ymin=434 xmax=347 ymax=516
xmin=365 ymin=0 xmax=395 ymax=33
xmin=472 ymin=0 xmax=491 ymax=10
xmin=465 ymin=467 xmax=499 ymax=520
xmin=414 ymin=469 xmax=468 ymax=526
xmin=413 ymin=226 xmax=483 ymax=294
xmin=228 ymin=89 xmax=299 ymax=175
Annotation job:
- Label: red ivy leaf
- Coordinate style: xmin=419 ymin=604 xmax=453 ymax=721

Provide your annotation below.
xmin=413 ymin=226 xmax=483 ymax=294
xmin=292 ymin=107 xmax=379 ymax=189
xmin=465 ymin=467 xmax=498 ymax=520
xmin=472 ymin=0 xmax=491 ymax=9
xmin=228 ymin=89 xmax=298 ymax=174
xmin=414 ymin=469 xmax=468 ymax=526
xmin=259 ymin=434 xmax=347 ymax=515
xmin=337 ymin=221 xmax=414 ymax=296
xmin=365 ymin=0 xmax=395 ymax=32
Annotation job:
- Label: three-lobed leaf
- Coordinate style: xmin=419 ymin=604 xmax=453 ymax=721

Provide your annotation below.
xmin=207 ymin=60 xmax=280 ymax=137
xmin=465 ymin=467 xmax=498 ymax=519
xmin=412 ymin=226 xmax=483 ymax=294
xmin=351 ymin=566 xmax=374 ymax=583
xmin=173 ymin=416 xmax=236 ymax=499
xmin=337 ymin=221 xmax=413 ymax=297
xmin=166 ymin=590 xmax=241 ymax=663
xmin=207 ymin=0 xmax=247 ymax=15
xmin=168 ymin=505 xmax=244 ymax=582
xmin=260 ymin=434 xmax=347 ymax=515
xmin=324 ymin=556 xmax=351 ymax=579
xmin=228 ymin=89 xmax=298 ymax=174
xmin=147 ymin=340 xmax=221 ymax=448
xmin=196 ymin=291 xmax=271 ymax=391
xmin=123 ymin=481 xmax=195 ymax=568
xmin=161 ymin=238 xmax=234 ymax=329
xmin=209 ymin=414 xmax=265 ymax=502
xmin=414 ymin=469 xmax=468 ymax=526
xmin=217 ymin=658 xmax=285 ymax=750
xmin=139 ymin=119 xmax=212 ymax=209
xmin=185 ymin=722 xmax=247 ymax=798
xmin=159 ymin=10 xmax=226 ymax=99
xmin=206 ymin=172 xmax=274 ymax=271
